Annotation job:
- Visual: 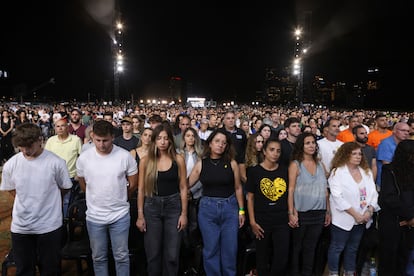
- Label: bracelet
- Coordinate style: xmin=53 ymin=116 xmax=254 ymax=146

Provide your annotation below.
xmin=287 ymin=211 xmax=294 ymax=215
xmin=239 ymin=210 xmax=245 ymax=215
xmin=239 ymin=207 xmax=245 ymax=211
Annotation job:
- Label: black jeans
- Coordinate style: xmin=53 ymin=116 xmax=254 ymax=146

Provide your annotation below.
xmin=291 ymin=223 xmax=324 ymax=276
xmin=11 ymin=226 xmax=63 ymax=276
xmin=144 ymin=193 xmax=182 ymax=276
xmin=255 ymin=224 xmax=290 ymax=276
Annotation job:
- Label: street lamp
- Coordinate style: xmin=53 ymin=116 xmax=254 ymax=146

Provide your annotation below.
xmin=292 ymin=27 xmax=305 ymax=103
xmin=113 ymin=18 xmax=124 ymax=103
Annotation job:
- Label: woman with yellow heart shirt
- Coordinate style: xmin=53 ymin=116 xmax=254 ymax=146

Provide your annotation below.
xmin=246 ymin=137 xmax=290 ymax=275
xmin=288 ymin=132 xmax=331 ymax=276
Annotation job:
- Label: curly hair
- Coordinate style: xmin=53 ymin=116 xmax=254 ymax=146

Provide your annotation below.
xmin=291 ymin=132 xmax=319 ymax=163
xmin=330 ymin=142 xmax=370 ymax=175
xmin=12 ymin=123 xmax=42 ymax=147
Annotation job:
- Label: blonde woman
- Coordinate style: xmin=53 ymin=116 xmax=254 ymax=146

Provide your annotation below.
xmin=136 ymin=124 xmax=188 ymax=276
xmin=240 ymin=132 xmax=264 ymax=184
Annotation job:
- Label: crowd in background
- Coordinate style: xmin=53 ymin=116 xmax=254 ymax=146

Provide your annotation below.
xmin=1 ymin=102 xmax=414 ymax=144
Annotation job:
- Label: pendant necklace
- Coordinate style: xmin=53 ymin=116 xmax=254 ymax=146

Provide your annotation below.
xmin=210 ymin=158 xmax=221 ymax=166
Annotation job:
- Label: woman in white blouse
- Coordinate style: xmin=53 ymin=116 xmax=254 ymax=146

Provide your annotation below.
xmin=327 ymin=142 xmax=379 ymax=276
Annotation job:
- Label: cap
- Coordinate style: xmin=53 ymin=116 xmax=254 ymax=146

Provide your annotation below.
xmin=121 ymin=116 xmax=132 ymax=124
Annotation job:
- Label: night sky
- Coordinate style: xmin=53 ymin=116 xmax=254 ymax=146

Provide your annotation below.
xmin=1 ymin=0 xmax=410 ymax=105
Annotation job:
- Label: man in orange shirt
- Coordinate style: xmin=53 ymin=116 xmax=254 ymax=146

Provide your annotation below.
xmin=367 ymin=114 xmax=392 ymax=150
xmin=336 ymin=115 xmax=360 ymax=142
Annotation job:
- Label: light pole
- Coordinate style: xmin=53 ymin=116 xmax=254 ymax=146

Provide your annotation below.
xmin=292 ymin=28 xmax=304 ymax=103
xmin=113 ymin=18 xmax=124 ymax=103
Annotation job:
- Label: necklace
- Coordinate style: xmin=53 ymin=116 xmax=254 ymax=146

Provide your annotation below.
xmin=210 ymin=158 xmax=221 ymax=166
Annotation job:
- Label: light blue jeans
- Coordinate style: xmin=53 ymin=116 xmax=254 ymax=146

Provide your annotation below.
xmin=86 ymin=213 xmax=130 ymax=276
xmin=327 ymin=224 xmax=364 ymax=274
xmin=198 ymin=194 xmax=239 ymax=276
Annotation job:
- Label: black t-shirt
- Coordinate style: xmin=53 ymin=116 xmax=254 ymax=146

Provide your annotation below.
xmin=279 ymin=139 xmax=295 ymax=167
xmin=246 ymin=164 xmax=289 ymax=228
xmin=220 ymin=127 xmax=247 ymax=164
xmin=113 ymin=136 xmax=139 ymax=152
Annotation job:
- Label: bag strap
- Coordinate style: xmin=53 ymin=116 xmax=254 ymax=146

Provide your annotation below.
xmin=389 ymin=168 xmax=400 ymax=196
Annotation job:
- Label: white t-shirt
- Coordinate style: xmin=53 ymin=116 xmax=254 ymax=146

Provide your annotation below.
xmin=76 ymin=145 xmax=138 ymax=224
xmin=317 ymin=138 xmax=343 ymax=171
xmin=0 ymin=150 xmax=73 ymax=234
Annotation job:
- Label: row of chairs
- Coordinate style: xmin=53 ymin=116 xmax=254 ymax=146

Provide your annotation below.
xmin=1 ymin=196 xmax=94 ymax=276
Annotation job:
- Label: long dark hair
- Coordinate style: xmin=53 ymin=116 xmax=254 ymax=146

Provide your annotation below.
xmin=392 ymin=140 xmax=414 ymax=190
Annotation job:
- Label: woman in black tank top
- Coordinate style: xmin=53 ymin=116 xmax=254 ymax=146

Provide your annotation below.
xmin=136 ymin=124 xmax=188 ymax=276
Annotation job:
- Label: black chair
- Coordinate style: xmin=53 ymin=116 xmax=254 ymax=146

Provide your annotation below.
xmin=237 ymin=225 xmax=256 ymax=275
xmin=128 ymin=196 xmax=147 ymax=276
xmin=241 ymin=241 xmax=256 ymax=275
xmin=1 ymin=248 xmax=16 ymax=276
xmin=108 ymin=195 xmax=148 ymax=275
xmin=61 ymin=198 xmax=94 ymax=275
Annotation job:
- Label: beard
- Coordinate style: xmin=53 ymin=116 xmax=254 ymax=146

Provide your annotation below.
xmin=356 ymin=136 xmax=368 ymax=144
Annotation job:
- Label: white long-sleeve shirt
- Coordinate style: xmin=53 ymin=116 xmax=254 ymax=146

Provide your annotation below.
xmin=329 ymin=166 xmax=380 ymax=230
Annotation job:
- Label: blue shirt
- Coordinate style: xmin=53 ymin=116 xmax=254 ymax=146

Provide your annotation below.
xmin=376 ymin=135 xmax=396 ymax=186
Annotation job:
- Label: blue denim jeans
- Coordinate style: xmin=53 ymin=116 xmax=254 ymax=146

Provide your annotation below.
xmin=406 ymin=249 xmax=414 ymax=276
xmin=327 ymin=224 xmax=365 ymax=274
xmin=86 ymin=213 xmax=130 ymax=276
xmin=198 ymin=194 xmax=239 ymax=276
xmin=143 ymin=193 xmax=182 ymax=276
xmin=62 ymin=178 xmax=79 ymax=218
xmin=11 ymin=226 xmax=63 ymax=276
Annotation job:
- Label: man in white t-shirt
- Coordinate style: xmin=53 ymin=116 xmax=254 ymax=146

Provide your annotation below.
xmin=318 ymin=118 xmax=344 ymax=172
xmin=0 ymin=123 xmax=72 ymax=275
xmin=314 ymin=117 xmax=343 ymax=275
xmin=76 ymin=120 xmax=138 ymax=275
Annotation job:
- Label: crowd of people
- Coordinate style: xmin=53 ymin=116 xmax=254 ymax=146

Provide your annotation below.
xmin=1 ymin=101 xmax=414 ymax=275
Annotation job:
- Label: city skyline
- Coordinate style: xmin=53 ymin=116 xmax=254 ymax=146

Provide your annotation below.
xmin=0 ymin=1 xmax=410 ymax=107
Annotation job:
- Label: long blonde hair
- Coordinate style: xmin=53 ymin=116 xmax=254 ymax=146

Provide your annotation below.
xmin=245 ymin=132 xmax=264 ymax=167
xmin=143 ymin=124 xmax=177 ymax=196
